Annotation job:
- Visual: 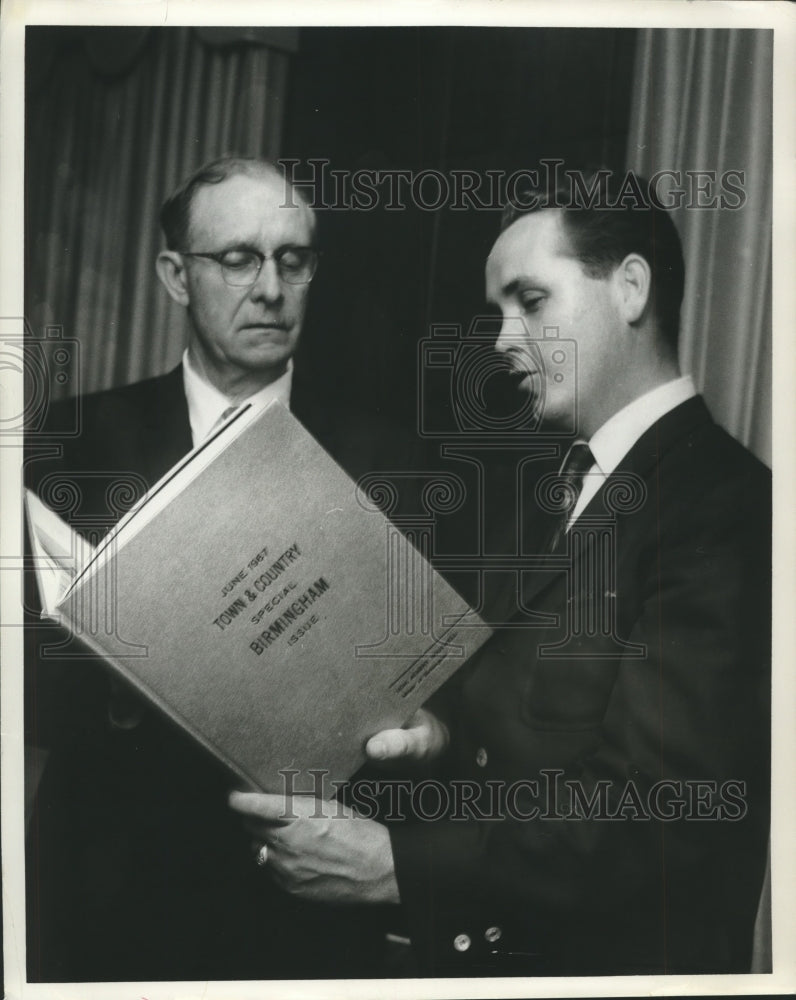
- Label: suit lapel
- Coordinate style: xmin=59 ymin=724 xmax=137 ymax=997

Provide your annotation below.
xmin=137 ymin=365 xmax=193 ymax=487
xmin=605 ymin=395 xmax=713 ymax=486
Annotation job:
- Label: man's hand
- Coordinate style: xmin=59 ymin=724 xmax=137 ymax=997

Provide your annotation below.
xmin=365 ymin=707 xmax=449 ymax=763
xmin=228 ymin=792 xmax=400 ymax=905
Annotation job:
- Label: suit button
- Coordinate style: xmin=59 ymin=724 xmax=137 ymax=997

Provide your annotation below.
xmin=453 ymin=934 xmax=471 ymax=952
xmin=476 ymin=747 xmax=488 ymax=767
xmin=484 ymin=926 xmax=502 ymax=943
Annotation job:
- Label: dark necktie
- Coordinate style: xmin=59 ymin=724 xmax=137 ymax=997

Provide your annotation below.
xmin=547 ymin=440 xmax=595 ymax=553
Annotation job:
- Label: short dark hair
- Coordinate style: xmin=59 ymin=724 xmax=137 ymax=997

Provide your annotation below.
xmin=160 ymin=156 xmax=315 ymax=250
xmin=501 ymin=167 xmax=685 ymax=352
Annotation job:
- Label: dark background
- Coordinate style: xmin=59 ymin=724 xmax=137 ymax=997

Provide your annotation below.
xmin=284 ymin=28 xmax=636 ymax=427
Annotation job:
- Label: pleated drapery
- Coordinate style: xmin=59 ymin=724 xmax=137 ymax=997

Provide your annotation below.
xmin=626 ymin=29 xmax=772 ymax=466
xmin=26 ymin=28 xmax=289 ymax=398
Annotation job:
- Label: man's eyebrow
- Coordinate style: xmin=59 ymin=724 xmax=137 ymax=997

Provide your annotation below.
xmin=217 ymin=240 xmax=259 ymax=252
xmin=213 ymin=240 xmax=313 ymax=253
xmin=484 ymin=278 xmax=521 ymax=307
xmin=500 ymin=277 xmax=546 ymax=298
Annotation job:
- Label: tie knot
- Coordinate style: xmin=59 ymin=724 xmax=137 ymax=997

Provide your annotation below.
xmin=560 ymin=440 xmax=594 ymax=485
xmin=205 ymin=405 xmax=240 ymax=441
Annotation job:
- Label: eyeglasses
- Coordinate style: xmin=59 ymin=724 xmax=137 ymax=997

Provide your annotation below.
xmin=180 ymin=246 xmax=319 ymax=286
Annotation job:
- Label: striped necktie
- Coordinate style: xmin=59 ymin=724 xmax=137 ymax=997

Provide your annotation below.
xmin=547 ymin=440 xmax=595 ymax=552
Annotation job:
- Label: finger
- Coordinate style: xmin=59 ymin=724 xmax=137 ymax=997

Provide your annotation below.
xmin=242 ymin=817 xmax=279 ymax=841
xmin=228 ymin=791 xmax=296 ymax=823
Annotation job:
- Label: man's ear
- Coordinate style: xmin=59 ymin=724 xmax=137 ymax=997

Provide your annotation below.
xmin=156 ymin=251 xmax=190 ymax=307
xmin=613 ymin=253 xmax=651 ymax=326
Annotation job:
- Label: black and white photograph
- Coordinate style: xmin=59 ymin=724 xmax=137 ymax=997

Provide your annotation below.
xmin=1 ymin=2 xmax=794 ymax=998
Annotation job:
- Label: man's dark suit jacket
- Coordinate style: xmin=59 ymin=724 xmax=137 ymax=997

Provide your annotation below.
xmin=25 ymin=364 xmax=416 ymax=982
xmin=389 ymin=396 xmax=771 ymax=976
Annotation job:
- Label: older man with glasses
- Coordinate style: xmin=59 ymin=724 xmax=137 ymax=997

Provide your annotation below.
xmin=25 ymin=157 xmax=403 ymax=983
xmin=155 ymin=158 xmax=318 ymax=426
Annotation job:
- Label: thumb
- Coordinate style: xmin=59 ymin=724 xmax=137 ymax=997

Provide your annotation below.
xmin=366 ymin=708 xmax=447 ymax=762
xmin=366 ymin=727 xmax=426 ymax=761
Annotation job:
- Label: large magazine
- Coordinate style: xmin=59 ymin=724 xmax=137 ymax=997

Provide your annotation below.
xmin=26 ymin=400 xmax=491 ymax=794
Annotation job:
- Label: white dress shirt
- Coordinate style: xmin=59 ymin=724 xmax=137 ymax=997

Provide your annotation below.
xmin=568 ymin=375 xmax=697 ymax=527
xmin=182 ymin=349 xmax=293 ymax=447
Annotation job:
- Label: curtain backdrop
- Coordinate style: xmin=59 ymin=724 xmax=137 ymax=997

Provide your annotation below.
xmin=26 ymin=28 xmax=290 ymax=398
xmin=626 ymin=29 xmax=772 ymax=467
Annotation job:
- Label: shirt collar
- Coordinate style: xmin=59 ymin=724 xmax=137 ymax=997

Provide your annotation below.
xmin=182 ymin=348 xmax=293 ymax=446
xmin=587 ymin=375 xmax=697 ymax=478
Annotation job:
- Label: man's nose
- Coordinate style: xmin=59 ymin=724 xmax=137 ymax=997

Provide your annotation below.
xmin=494 ymin=316 xmax=527 ymax=354
xmin=248 ymin=257 xmax=283 ymax=303
xmin=494 ymin=322 xmax=511 ymax=354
